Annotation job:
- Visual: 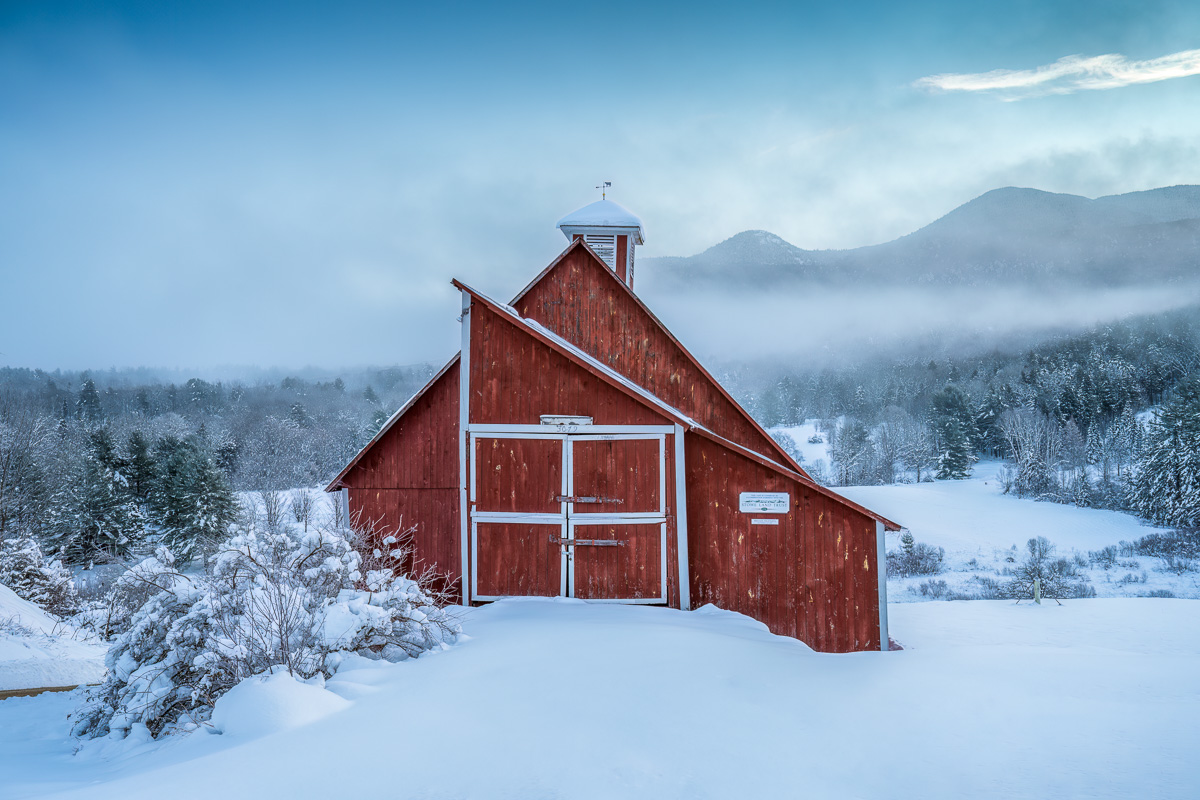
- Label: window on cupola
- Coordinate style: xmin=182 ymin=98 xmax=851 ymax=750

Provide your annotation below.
xmin=583 ymin=234 xmax=617 ymax=268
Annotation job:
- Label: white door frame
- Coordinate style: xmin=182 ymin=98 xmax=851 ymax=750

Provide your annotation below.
xmin=467 ymin=427 xmax=673 ymax=603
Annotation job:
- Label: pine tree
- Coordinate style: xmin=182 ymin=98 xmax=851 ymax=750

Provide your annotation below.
xmin=1129 ymin=377 xmax=1200 ymax=527
xmin=50 ymin=429 xmax=144 ymax=564
xmin=76 ymin=377 xmax=103 ymax=422
xmin=150 ymin=434 xmax=237 ymax=562
xmin=1085 ymin=423 xmax=1102 ymax=468
xmin=125 ymin=431 xmax=156 ymax=501
xmin=930 ymin=385 xmax=977 ymax=479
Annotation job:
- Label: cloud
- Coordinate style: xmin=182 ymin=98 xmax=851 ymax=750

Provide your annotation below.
xmin=915 ymin=49 xmax=1200 ymax=99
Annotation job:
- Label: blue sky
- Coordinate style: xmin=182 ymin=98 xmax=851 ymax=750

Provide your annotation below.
xmin=2 ymin=0 xmax=1199 ymax=369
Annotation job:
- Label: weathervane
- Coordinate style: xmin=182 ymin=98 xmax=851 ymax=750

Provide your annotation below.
xmin=596 ymin=181 xmax=611 ymax=200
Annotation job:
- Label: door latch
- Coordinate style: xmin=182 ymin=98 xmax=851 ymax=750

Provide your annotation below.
xmin=555 ymin=495 xmax=624 ymax=504
xmin=548 ymin=536 xmax=624 ymax=547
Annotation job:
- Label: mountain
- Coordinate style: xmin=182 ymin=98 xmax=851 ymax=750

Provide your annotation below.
xmin=642 ymin=186 xmax=1200 ymax=290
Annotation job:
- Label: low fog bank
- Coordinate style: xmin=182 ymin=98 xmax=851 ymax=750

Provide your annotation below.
xmin=641 ymin=282 xmax=1200 ymax=370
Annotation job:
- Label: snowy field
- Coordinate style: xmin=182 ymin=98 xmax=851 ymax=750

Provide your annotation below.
xmin=840 ymin=461 xmax=1199 ymax=601
xmin=0 ymin=597 xmax=1197 ymax=799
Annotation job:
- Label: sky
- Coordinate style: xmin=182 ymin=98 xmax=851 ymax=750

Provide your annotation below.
xmin=2 ymin=0 xmax=1199 ymax=371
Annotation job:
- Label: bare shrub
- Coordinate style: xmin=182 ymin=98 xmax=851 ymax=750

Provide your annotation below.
xmin=917 ymin=579 xmax=949 ymax=599
xmin=1003 ymin=537 xmax=1094 ymax=603
xmin=258 ymin=489 xmax=286 ymax=532
xmin=290 ymin=490 xmax=315 ymax=531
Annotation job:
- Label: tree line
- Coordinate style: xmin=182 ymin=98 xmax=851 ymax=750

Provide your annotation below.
xmin=0 ymin=366 xmax=431 ymax=565
xmin=740 ymin=305 xmax=1200 ymax=527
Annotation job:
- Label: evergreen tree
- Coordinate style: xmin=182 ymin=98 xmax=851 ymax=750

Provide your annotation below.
xmin=930 ymin=385 xmax=977 ymax=479
xmin=76 ymin=377 xmax=103 ymax=422
xmin=1129 ymin=377 xmax=1200 ymax=527
xmin=125 ymin=430 xmax=156 ymax=501
xmin=150 ymin=434 xmax=237 ymax=561
xmin=0 ymin=535 xmax=79 ymax=616
xmin=50 ymin=428 xmax=144 ymax=564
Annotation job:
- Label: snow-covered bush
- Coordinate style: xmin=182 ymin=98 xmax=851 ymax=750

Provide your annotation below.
xmin=887 ymin=531 xmax=944 ymax=577
xmin=0 ymin=535 xmax=80 ymax=617
xmin=73 ymin=519 xmax=459 ymax=740
xmin=917 ymin=579 xmax=949 ymax=599
xmin=71 ymin=547 xmax=179 ymax=640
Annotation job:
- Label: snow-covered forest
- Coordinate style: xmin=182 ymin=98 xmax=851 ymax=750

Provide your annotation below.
xmin=0 ymin=365 xmax=432 ymax=566
xmin=737 ymin=304 xmax=1200 ymax=527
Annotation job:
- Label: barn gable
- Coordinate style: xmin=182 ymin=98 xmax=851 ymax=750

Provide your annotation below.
xmin=327 ymin=356 xmax=460 ymax=491
xmin=511 ymin=239 xmax=808 ymax=477
xmin=466 ymin=298 xmax=674 ymax=427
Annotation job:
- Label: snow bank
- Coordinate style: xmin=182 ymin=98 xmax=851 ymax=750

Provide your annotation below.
xmin=209 ymin=670 xmax=350 ymax=740
xmin=0 ymin=583 xmax=106 ymax=692
xmin=2 ymin=597 xmax=1197 ymax=799
xmin=1 ymin=581 xmax=65 ymax=637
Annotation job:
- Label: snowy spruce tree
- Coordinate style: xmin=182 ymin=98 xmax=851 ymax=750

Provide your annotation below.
xmin=48 ymin=428 xmax=144 ymax=564
xmin=149 ymin=434 xmax=237 ymax=562
xmin=124 ymin=430 xmax=156 ymax=501
xmin=1129 ymin=377 xmax=1200 ymax=527
xmin=930 ymin=386 xmax=976 ymax=479
xmin=0 ymin=535 xmax=80 ymax=616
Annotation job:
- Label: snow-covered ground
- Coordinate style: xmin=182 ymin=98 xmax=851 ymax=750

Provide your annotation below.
xmin=3 ymin=464 xmax=1198 ymax=797
xmin=0 ymin=584 xmax=106 ymax=692
xmin=771 ymin=420 xmax=832 ymax=468
xmin=839 ymin=460 xmax=1198 ymax=601
xmin=1 ymin=597 xmax=1197 ymax=799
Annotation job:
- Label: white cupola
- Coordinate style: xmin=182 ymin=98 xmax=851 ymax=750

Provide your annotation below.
xmin=556 ymin=198 xmax=645 ymax=289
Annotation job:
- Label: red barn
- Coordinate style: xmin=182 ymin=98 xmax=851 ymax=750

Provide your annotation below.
xmin=327 ymin=200 xmax=900 ymax=653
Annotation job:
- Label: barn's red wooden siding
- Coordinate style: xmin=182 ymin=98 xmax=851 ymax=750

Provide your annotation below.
xmin=469 ymin=302 xmax=671 ymax=427
xmin=514 ymin=245 xmax=796 ymax=468
xmin=343 ymin=360 xmax=462 ymax=601
xmin=684 ymin=433 xmax=880 ymax=652
xmin=467 ymin=301 xmax=682 ymax=607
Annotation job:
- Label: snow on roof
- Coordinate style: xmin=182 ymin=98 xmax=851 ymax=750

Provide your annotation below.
xmin=556 ymin=200 xmax=645 ymax=240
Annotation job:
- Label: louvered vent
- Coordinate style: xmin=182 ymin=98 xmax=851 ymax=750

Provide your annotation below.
xmin=584 ymin=234 xmax=617 ymax=268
